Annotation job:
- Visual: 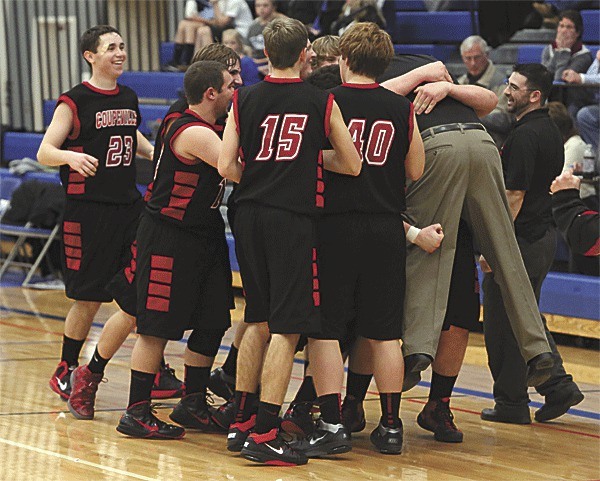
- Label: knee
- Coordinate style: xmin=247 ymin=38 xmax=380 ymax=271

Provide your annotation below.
xmin=187 ymin=329 xmax=226 ymax=358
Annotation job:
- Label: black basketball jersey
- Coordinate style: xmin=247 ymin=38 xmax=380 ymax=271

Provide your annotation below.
xmin=58 ymin=82 xmax=141 ymax=204
xmin=145 ymin=109 xmax=225 ymax=228
xmin=325 ymin=83 xmax=413 ymax=214
xmin=233 ymin=77 xmax=333 ymax=215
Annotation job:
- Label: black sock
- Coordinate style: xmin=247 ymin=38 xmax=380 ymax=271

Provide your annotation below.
xmin=379 ymin=392 xmax=402 ymax=428
xmin=61 ymin=335 xmax=84 ymax=367
xmin=127 ymin=370 xmax=155 ymax=407
xmin=255 ymin=401 xmax=281 ymax=434
xmin=88 ymin=347 xmax=110 ymax=374
xmin=318 ymin=393 xmax=341 ymax=424
xmin=171 ymin=43 xmax=184 ymax=65
xmin=292 ymin=375 xmax=317 ymax=404
xmin=429 ymin=371 xmax=458 ymax=401
xmin=185 ymin=365 xmax=210 ymax=396
xmin=180 ymin=44 xmax=194 ymax=66
xmin=221 ymin=345 xmax=238 ymax=378
xmin=346 ymin=370 xmax=372 ymax=401
xmin=234 ymin=391 xmax=258 ymax=423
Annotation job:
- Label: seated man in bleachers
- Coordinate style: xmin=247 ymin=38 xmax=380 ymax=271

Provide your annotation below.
xmin=458 ymin=35 xmax=512 ymax=146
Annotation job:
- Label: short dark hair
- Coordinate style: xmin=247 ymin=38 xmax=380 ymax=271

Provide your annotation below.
xmin=305 ymin=64 xmax=342 ymax=90
xmin=184 ymin=60 xmax=227 ymax=105
xmin=263 ymin=17 xmax=308 ymax=69
xmin=513 ymin=63 xmax=553 ymax=104
xmin=192 ymin=43 xmax=240 ymax=70
xmin=547 ymin=101 xmax=577 ymax=142
xmin=80 ymin=25 xmax=120 ymax=61
xmin=559 ymin=10 xmax=584 ymax=39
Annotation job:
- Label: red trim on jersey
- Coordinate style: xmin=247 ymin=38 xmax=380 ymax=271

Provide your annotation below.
xmin=64 ymin=246 xmax=81 ymax=259
xmin=124 ymin=241 xmax=137 ymax=284
xmin=66 ymin=258 xmax=81 ymax=271
xmin=160 ymin=207 xmax=185 ymax=221
xmin=174 ymin=171 xmax=200 ymax=186
xmin=147 ymin=296 xmax=170 ymax=312
xmin=63 ymin=221 xmax=81 ymax=234
xmin=584 ymin=238 xmax=600 ymax=257
xmin=183 ymin=108 xmax=215 ymax=128
xmin=82 ymin=81 xmax=120 ymax=96
xmin=148 ymin=282 xmax=171 ymax=298
xmin=151 ymin=255 xmax=173 ymax=270
xmin=172 ymin=184 xmax=195 ymax=198
xmin=63 ymin=234 xmax=82 ymax=248
xmin=324 ymin=93 xmax=334 ymax=138
xmin=407 ymin=102 xmax=414 ymax=144
xmin=67 ymin=184 xmax=85 ymax=195
xmin=582 ymin=210 xmax=598 ymax=216
xmin=58 ymin=95 xmax=81 ymax=140
xmin=232 ymin=89 xmax=241 ymax=136
xmin=160 ymin=111 xmax=184 ymax=138
xmin=150 ymin=270 xmax=172 ymax=284
xmin=166 ymin=196 xmax=192 ymax=210
xmin=264 ymin=76 xmax=302 ymax=84
xmin=341 ymin=82 xmax=379 ymax=89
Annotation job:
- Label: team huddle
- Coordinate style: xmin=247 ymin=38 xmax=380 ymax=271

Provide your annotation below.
xmin=39 ymin=18 xmax=574 ymax=467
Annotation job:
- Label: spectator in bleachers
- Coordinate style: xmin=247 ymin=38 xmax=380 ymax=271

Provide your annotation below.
xmin=312 ymin=35 xmax=340 ymax=69
xmin=284 ymin=0 xmax=344 ymax=37
xmin=457 ymin=35 xmax=513 ymax=147
xmin=165 ymin=0 xmax=253 ymax=71
xmin=247 ymin=0 xmax=283 ymax=76
xmin=330 ymin=0 xmax=386 ymax=36
xmin=562 ymin=49 xmax=600 ymax=150
xmin=221 ymin=29 xmax=261 ymax=85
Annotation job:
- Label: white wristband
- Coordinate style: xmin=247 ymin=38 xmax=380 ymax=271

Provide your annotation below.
xmin=406 ymin=225 xmax=421 ymax=244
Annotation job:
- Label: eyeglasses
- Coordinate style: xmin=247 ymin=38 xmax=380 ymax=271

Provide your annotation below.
xmin=504 ymin=78 xmax=536 ymax=93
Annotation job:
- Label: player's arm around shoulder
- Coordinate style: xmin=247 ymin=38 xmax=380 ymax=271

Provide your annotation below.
xmin=37 ymin=101 xmax=99 ymax=177
xmin=218 ymin=109 xmax=243 ymax=183
xmin=405 ymin=112 xmax=424 ymax=181
xmin=324 ymin=100 xmax=361 ymax=176
xmin=174 ymin=124 xmax=222 ymax=169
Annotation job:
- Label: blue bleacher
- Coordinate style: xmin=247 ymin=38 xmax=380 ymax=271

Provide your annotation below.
xmin=2 ymin=132 xmax=44 ymax=162
xmin=517 ymin=44 xmax=546 ymax=64
xmin=393 ymin=44 xmax=456 ymax=62
xmin=160 ymin=42 xmax=175 ymax=67
xmin=392 ymin=11 xmax=478 ymax=44
xmin=118 ymin=71 xmax=184 ymax=101
xmin=581 ymin=10 xmax=599 ymax=44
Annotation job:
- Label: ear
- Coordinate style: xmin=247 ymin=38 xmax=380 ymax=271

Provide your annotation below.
xmin=263 ymin=47 xmax=269 ymax=59
xmin=206 ymin=87 xmax=217 ymax=101
xmin=530 ymin=89 xmax=542 ymax=105
xmin=83 ymin=50 xmax=94 ymax=64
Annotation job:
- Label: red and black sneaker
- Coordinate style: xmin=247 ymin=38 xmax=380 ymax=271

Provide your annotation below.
xmin=241 ymin=428 xmax=308 ymax=466
xmin=281 ymin=401 xmax=316 ymax=437
xmin=49 ymin=360 xmax=75 ymax=401
xmin=67 ymin=365 xmax=103 ymax=420
xmin=116 ymin=401 xmax=185 ymax=439
xmin=169 ymin=393 xmax=226 ymax=432
xmin=417 ymin=399 xmax=463 ymax=443
xmin=208 ymin=367 xmax=235 ymax=401
xmin=341 ymin=395 xmax=366 ymax=433
xmin=227 ymin=414 xmax=256 ymax=452
xmin=370 ymin=420 xmax=403 ymax=454
xmin=151 ymin=364 xmax=185 ymax=399
xmin=212 ymin=398 xmax=236 ymax=430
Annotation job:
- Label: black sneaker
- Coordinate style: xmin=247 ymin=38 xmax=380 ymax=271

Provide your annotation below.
xmin=241 ymin=428 xmax=308 ymax=466
xmin=290 ymin=419 xmax=352 ymax=457
xmin=341 ymin=395 xmax=366 ymax=433
xmin=116 ymin=401 xmax=185 ymax=439
xmin=169 ymin=393 xmax=226 ymax=432
xmin=151 ymin=364 xmax=185 ymax=399
xmin=227 ymin=414 xmax=256 ymax=452
xmin=281 ymin=401 xmax=316 ymax=437
xmin=370 ymin=420 xmax=403 ymax=454
xmin=49 ymin=360 xmax=75 ymax=401
xmin=417 ymin=399 xmax=463 ymax=443
xmin=212 ymin=398 xmax=236 ymax=430
xmin=535 ymin=388 xmax=584 ymax=422
xmin=208 ymin=367 xmax=235 ymax=401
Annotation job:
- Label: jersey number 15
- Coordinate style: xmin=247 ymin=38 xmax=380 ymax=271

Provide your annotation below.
xmin=255 ymin=114 xmax=308 ymax=162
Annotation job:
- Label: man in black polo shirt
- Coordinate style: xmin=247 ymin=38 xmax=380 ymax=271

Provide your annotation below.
xmin=481 ymin=64 xmax=583 ymax=424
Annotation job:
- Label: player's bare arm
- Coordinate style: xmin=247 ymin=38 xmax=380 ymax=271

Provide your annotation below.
xmin=136 ymin=130 xmax=155 ymax=160
xmin=218 ymin=109 xmax=243 ymax=183
xmin=37 ymin=102 xmax=99 ymax=177
xmin=404 ymin=221 xmax=444 ymax=253
xmin=506 ymin=189 xmax=526 ymax=221
xmin=404 ymin=113 xmax=425 ymax=181
xmin=413 ymin=82 xmax=498 ymax=117
xmin=381 ymin=61 xmax=452 ymax=95
xmin=323 ymin=101 xmax=361 ymax=176
xmin=174 ymin=125 xmax=222 ymax=168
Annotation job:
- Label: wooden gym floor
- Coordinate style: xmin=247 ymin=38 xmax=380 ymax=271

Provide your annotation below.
xmin=0 ymin=286 xmax=598 ymax=481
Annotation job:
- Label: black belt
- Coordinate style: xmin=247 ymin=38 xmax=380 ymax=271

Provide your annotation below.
xmin=421 ymin=123 xmax=486 ymax=141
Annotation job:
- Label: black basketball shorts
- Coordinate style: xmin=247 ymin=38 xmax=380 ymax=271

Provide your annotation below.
xmin=61 ymin=198 xmax=142 ymax=302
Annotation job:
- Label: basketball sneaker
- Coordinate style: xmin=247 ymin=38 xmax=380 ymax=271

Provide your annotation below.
xmin=281 ymin=401 xmax=316 ymax=437
xmin=290 ymin=418 xmax=352 ymax=457
xmin=49 ymin=360 xmax=75 ymax=401
xmin=151 ymin=364 xmax=185 ymax=399
xmin=227 ymin=414 xmax=256 ymax=452
xmin=417 ymin=398 xmax=463 ymax=443
xmin=212 ymin=398 xmax=236 ymax=430
xmin=341 ymin=395 xmax=366 ymax=433
xmin=208 ymin=367 xmax=235 ymax=401
xmin=169 ymin=393 xmax=225 ymax=432
xmin=116 ymin=400 xmax=185 ymax=439
xmin=241 ymin=428 xmax=308 ymax=466
xmin=67 ymin=365 xmax=103 ymax=420
xmin=370 ymin=420 xmax=403 ymax=454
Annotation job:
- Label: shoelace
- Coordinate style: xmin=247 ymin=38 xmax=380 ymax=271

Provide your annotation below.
xmin=436 ymin=404 xmax=457 ymax=430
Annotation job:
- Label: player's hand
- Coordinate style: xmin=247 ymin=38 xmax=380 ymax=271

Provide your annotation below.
xmin=413 ymin=82 xmax=451 ymax=114
xmin=561 ymin=69 xmax=582 ymax=84
xmin=415 ymin=223 xmax=444 ymax=253
xmin=67 ymin=152 xmax=98 ymax=177
xmin=479 ymin=255 xmax=492 ymax=273
xmin=551 ymin=170 xmax=581 ymax=193
xmin=416 ymin=61 xmax=452 ymax=83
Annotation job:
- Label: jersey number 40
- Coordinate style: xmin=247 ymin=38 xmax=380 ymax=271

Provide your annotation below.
xmin=255 ymin=114 xmax=308 ymax=162
xmin=348 ymin=119 xmax=395 ymax=166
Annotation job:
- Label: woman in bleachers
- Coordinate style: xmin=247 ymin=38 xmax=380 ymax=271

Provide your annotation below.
xmin=221 ymin=29 xmax=261 ymax=86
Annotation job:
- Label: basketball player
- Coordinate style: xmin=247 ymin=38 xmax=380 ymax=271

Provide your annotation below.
xmin=218 ymin=17 xmax=360 ymax=466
